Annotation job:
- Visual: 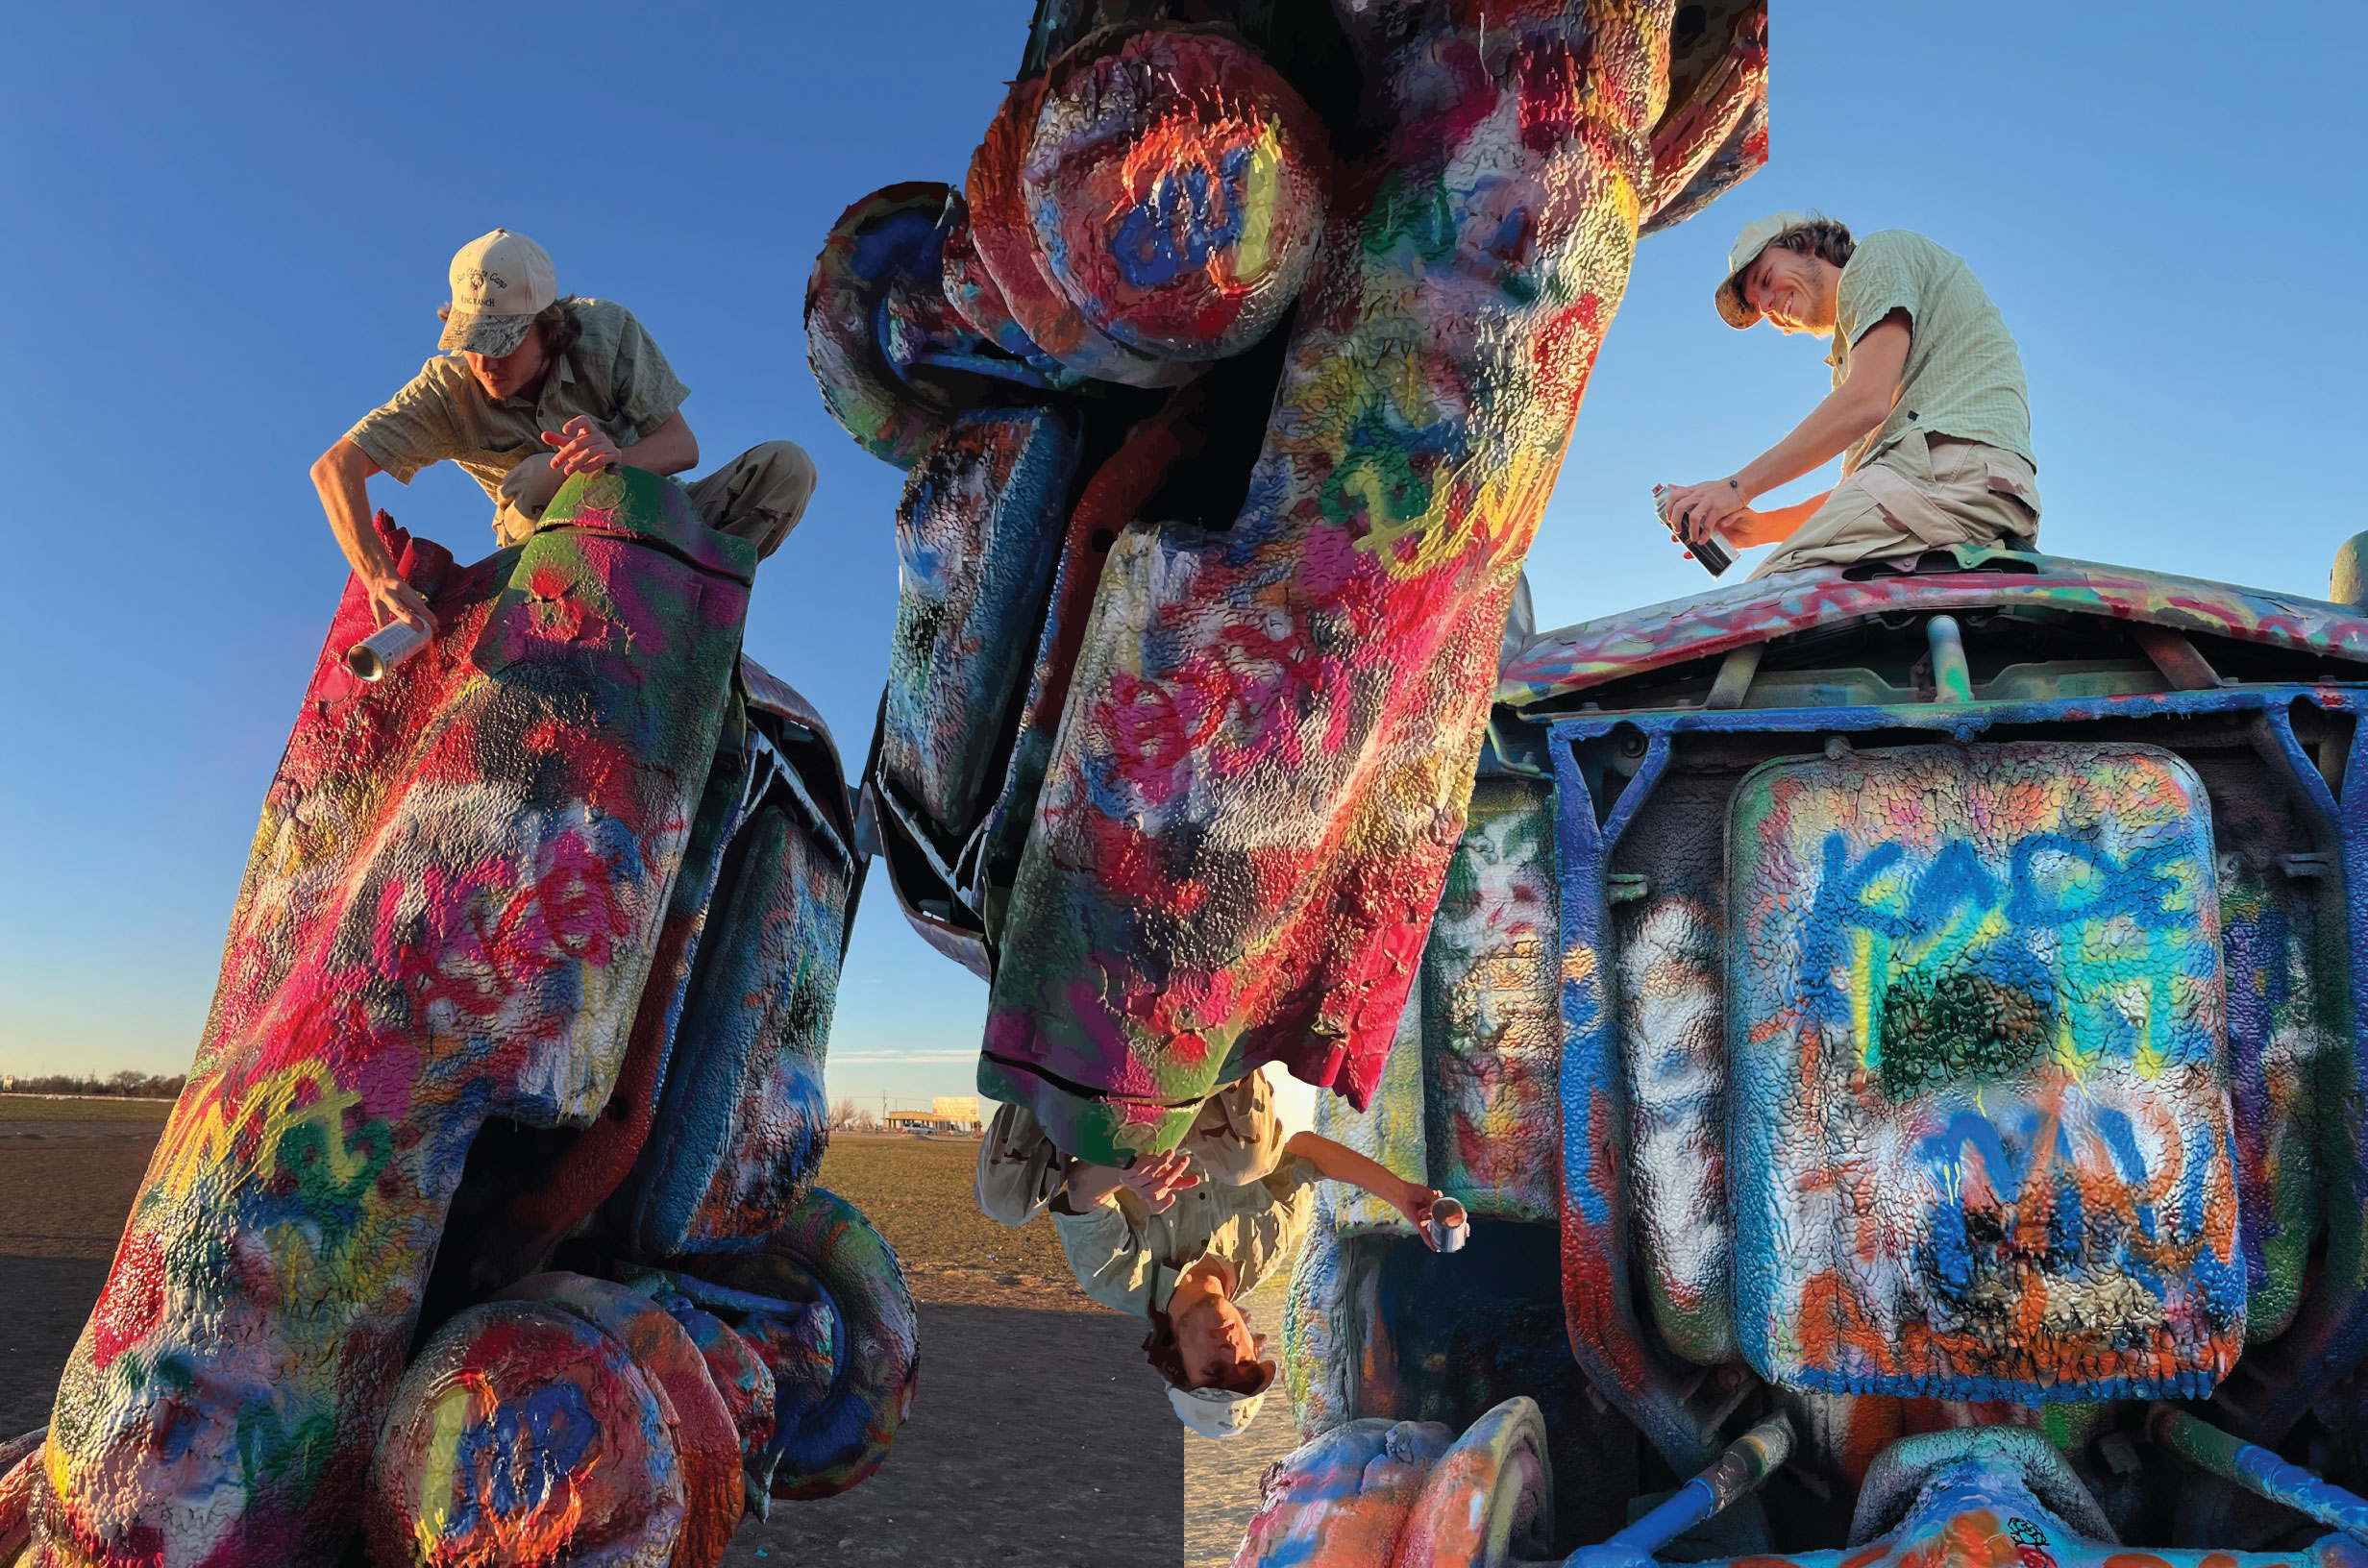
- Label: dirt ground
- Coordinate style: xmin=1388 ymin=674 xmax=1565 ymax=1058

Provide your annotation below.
xmin=0 ymin=1100 xmax=1294 ymax=1566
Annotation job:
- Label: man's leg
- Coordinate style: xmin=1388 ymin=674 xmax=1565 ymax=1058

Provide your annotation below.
xmin=1752 ymin=435 xmax=2037 ymax=578
xmin=685 ymin=440 xmax=819 ymax=560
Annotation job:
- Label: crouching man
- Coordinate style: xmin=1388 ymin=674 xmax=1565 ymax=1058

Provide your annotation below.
xmin=977 ymin=1068 xmax=1444 ymax=1437
xmin=312 ymin=228 xmax=818 ymax=634
xmin=1660 ymin=212 xmax=2041 ymax=578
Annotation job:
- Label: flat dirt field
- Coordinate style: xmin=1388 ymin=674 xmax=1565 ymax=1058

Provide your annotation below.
xmin=0 ymin=1101 xmax=1297 ymax=1567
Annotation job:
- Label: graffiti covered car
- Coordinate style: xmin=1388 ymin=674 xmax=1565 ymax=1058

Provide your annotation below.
xmin=1260 ymin=541 xmax=2368 ymax=1568
xmin=0 ymin=474 xmax=916 ymax=1568
xmin=806 ymin=0 xmax=1772 ymax=1164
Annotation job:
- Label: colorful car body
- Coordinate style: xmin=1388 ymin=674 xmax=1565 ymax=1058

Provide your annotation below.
xmin=1267 ymin=543 xmax=2368 ymax=1568
xmin=8 ymin=474 xmax=916 ymax=1568
xmin=807 ymin=0 xmax=1772 ymax=1164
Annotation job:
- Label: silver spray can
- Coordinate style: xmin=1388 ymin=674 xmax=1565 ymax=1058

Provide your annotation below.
xmin=1424 ymin=1197 xmax=1468 ymax=1253
xmin=346 ymin=621 xmax=430 ymax=682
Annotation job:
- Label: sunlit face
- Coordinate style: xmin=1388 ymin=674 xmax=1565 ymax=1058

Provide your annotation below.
xmin=1741 ymin=244 xmax=1838 ymax=334
xmin=1174 ymin=1295 xmax=1270 ymax=1390
xmin=463 ymin=331 xmax=551 ymax=401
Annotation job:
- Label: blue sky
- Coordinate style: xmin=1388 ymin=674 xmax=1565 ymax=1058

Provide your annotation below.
xmin=2 ymin=3 xmax=2361 ymax=1114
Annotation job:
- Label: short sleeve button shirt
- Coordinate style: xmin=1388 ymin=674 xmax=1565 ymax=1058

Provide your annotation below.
xmin=344 ymin=298 xmax=690 ymax=508
xmin=1827 ymin=231 xmax=2035 ymax=476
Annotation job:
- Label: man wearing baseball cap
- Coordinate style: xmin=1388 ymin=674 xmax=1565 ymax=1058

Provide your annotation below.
xmin=977 ymin=1067 xmax=1448 ymax=1438
xmin=311 ymin=229 xmax=818 ymax=633
xmin=1659 ymin=212 xmax=2040 ymax=578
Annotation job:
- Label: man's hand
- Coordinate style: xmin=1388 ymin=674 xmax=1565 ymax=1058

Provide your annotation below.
xmin=1394 ymin=1182 xmax=1443 ymax=1245
xmin=1115 ymin=1151 xmax=1200 ymax=1214
xmin=1661 ymin=478 xmax=1753 ymax=545
xmin=544 ymin=415 xmax=623 ymax=477
xmin=366 ymin=575 xmax=436 ymax=636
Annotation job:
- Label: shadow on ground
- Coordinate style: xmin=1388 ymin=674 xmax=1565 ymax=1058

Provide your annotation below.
xmin=726 ymin=1302 xmax=1182 ymax=1567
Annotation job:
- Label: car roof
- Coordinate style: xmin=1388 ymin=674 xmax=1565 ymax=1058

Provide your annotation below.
xmin=1499 ymin=547 xmax=2368 ymax=708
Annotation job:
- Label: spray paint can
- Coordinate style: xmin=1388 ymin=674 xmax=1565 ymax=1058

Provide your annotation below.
xmin=1424 ymin=1197 xmax=1468 ymax=1253
xmin=346 ymin=621 xmax=430 ymax=682
xmin=1654 ymin=485 xmax=1734 ymax=577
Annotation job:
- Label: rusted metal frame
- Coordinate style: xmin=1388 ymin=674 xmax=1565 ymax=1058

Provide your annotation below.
xmin=1551 ymin=726 xmax=1726 ymax=1471
xmin=1545 ymin=682 xmax=2361 ymax=750
xmin=2132 ymin=625 xmax=2224 ymax=691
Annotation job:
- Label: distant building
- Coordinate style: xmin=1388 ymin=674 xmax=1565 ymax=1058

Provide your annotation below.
xmin=884 ymin=1100 xmax=983 ymax=1135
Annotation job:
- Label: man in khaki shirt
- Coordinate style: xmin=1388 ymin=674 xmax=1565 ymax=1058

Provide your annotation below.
xmin=312 ymin=229 xmax=818 ymax=634
xmin=1660 ymin=212 xmax=2041 ymax=578
xmin=976 ymin=1068 xmax=1445 ymax=1437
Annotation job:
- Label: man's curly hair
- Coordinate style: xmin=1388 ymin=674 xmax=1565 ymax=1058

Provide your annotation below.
xmin=533 ymin=296 xmax=583 ymax=360
xmin=1768 ymin=215 xmax=1855 ymax=271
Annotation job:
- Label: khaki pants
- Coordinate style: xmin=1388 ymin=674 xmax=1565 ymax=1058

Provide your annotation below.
xmin=496 ymin=439 xmax=818 ymax=559
xmin=974 ymin=1068 xmax=1287 ymax=1226
xmin=1753 ymin=431 xmax=2040 ymax=578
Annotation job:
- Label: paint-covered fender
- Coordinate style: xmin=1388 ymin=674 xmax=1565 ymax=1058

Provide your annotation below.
xmin=30 ymin=473 xmax=754 ymax=1565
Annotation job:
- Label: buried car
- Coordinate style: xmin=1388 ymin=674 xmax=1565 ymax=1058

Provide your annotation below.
xmin=1251 ymin=540 xmax=2368 ymax=1568
xmin=806 ymin=0 xmax=1773 ymax=1164
xmin=0 ymin=473 xmax=916 ymax=1568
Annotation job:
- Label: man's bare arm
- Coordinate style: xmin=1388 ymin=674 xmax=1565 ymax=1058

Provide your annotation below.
xmin=1663 ymin=310 xmax=1911 ymax=544
xmin=1283 ymin=1131 xmax=1438 ymax=1231
xmin=310 ymin=438 xmax=434 ymax=633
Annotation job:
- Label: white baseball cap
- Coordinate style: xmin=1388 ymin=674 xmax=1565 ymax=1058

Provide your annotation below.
xmin=1167 ymin=1371 xmax=1275 ymax=1439
xmin=438 ymin=229 xmax=558 ymax=355
xmin=1714 ymin=210 xmax=1813 ymax=329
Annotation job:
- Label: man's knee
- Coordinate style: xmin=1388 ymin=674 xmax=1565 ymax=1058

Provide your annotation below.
xmin=694 ymin=440 xmax=818 ymax=561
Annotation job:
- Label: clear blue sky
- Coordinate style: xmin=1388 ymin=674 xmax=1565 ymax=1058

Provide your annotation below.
xmin=2 ymin=3 xmax=2360 ymax=1113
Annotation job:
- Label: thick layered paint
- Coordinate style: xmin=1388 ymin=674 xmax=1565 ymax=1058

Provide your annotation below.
xmin=1630 ymin=1424 xmax=2368 ymax=1568
xmin=616 ymin=684 xmax=859 ymax=1252
xmin=362 ymin=1302 xmax=685 ymax=1568
xmin=1389 ymin=1397 xmax=1555 ymax=1568
xmin=1499 ymin=551 xmax=2368 ymax=708
xmin=1283 ymin=1186 xmax=1354 ymax=1437
xmin=1728 ymin=744 xmax=2241 ymax=1401
xmin=1617 ymin=889 xmax=1735 ymax=1365
xmin=1023 ymin=24 xmax=1329 ymax=361
xmin=806 ymin=184 xmax=977 ymax=469
xmin=1233 ymin=1417 xmax=1453 ymax=1568
xmin=1552 ymin=728 xmax=1719 ymax=1470
xmin=685 ymin=1188 xmax=920 ymax=1502
xmin=1638 ymin=1 xmax=1769 ymax=235
xmin=2215 ymin=844 xmax=2331 ymax=1343
xmin=878 ymin=406 xmax=1081 ymax=853
xmin=967 ymin=73 xmax=1197 ymax=388
xmin=1313 ymin=991 xmax=1429 ymax=1234
xmin=32 ymin=474 xmax=752 ymax=1567
xmin=494 ymin=1275 xmax=742 ymax=1568
xmin=1421 ymin=777 xmax=1562 ymax=1220
xmin=984 ymin=0 xmax=1707 ymax=1164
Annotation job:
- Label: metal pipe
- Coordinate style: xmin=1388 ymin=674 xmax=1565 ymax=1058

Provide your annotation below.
xmin=1593 ymin=1413 xmax=1795 ymax=1560
xmin=1927 ymin=614 xmax=1973 ymax=703
xmin=2153 ymin=1405 xmax=2368 ymax=1543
